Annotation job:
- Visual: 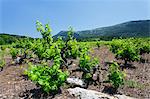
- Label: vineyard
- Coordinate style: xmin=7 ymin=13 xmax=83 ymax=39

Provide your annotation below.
xmin=0 ymin=21 xmax=150 ymax=99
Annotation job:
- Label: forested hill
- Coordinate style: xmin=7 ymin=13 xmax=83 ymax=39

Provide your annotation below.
xmin=53 ymin=20 xmax=150 ymax=40
xmin=0 ymin=33 xmax=31 ymax=45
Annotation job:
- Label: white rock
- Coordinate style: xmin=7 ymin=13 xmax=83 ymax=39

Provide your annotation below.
xmin=114 ymin=95 xmax=136 ymax=99
xmin=67 ymin=87 xmax=136 ymax=99
xmin=15 ymin=57 xmax=21 ymax=64
xmin=92 ymin=73 xmax=98 ymax=81
xmin=67 ymin=78 xmax=86 ymax=87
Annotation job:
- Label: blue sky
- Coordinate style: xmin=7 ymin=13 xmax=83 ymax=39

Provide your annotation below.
xmin=0 ymin=0 xmax=150 ymax=38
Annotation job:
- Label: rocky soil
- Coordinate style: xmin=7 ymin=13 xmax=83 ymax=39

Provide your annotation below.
xmin=0 ymin=46 xmax=149 ymax=99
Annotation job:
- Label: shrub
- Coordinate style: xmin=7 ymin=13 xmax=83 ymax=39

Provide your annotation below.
xmin=0 ymin=60 xmax=5 ymax=68
xmin=10 ymin=48 xmax=19 ymax=59
xmin=110 ymin=39 xmax=140 ymax=65
xmin=26 ymin=62 xmax=68 ymax=93
xmin=108 ymin=62 xmax=125 ymax=89
xmin=25 ymin=20 xmax=99 ymax=93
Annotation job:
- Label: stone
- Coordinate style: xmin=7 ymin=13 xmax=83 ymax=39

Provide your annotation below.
xmin=15 ymin=57 xmax=21 ymax=64
xmin=67 ymin=77 xmax=86 ymax=87
xmin=114 ymin=95 xmax=136 ymax=99
xmin=67 ymin=87 xmax=136 ymax=99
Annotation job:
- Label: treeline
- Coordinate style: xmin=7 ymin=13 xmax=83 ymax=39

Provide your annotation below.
xmin=1 ymin=33 xmax=149 ymax=45
xmin=54 ymin=36 xmax=130 ymax=42
xmin=0 ymin=33 xmax=33 ymax=45
xmin=76 ymin=36 xmax=149 ymax=42
xmin=77 ymin=36 xmax=123 ymax=41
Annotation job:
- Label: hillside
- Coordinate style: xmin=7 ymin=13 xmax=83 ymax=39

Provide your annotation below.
xmin=53 ymin=20 xmax=150 ymax=40
xmin=0 ymin=33 xmax=31 ymax=45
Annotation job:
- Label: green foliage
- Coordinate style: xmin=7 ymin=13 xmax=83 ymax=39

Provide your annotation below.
xmin=0 ymin=46 xmax=6 ymax=51
xmin=110 ymin=38 xmax=142 ymax=65
xmin=0 ymin=50 xmax=6 ymax=68
xmin=65 ymin=39 xmax=80 ymax=59
xmin=108 ymin=62 xmax=125 ymax=89
xmin=58 ymin=27 xmax=81 ymax=59
xmin=24 ymin=20 xmax=99 ymax=93
xmin=56 ymin=37 xmax=65 ymax=49
xmin=25 ymin=21 xmax=68 ymax=93
xmin=96 ymin=41 xmax=100 ymax=48
xmin=79 ymin=45 xmax=99 ymax=80
xmin=116 ymin=45 xmax=140 ymax=64
xmin=110 ymin=39 xmax=123 ymax=54
xmin=10 ymin=48 xmax=19 ymax=59
xmin=27 ymin=21 xmax=55 ymax=60
xmin=67 ymin=27 xmax=74 ymax=40
xmin=36 ymin=20 xmax=53 ymax=45
xmin=79 ymin=53 xmax=98 ymax=72
xmin=83 ymin=73 xmax=92 ymax=80
xmin=0 ymin=34 xmax=31 ymax=45
xmin=25 ymin=37 xmax=68 ymax=93
xmin=139 ymin=42 xmax=150 ymax=54
xmin=0 ymin=60 xmax=5 ymax=68
xmin=125 ymin=80 xmax=144 ymax=89
xmin=110 ymin=38 xmax=150 ymax=56
xmin=12 ymin=38 xmax=33 ymax=49
xmin=26 ymin=63 xmax=68 ymax=93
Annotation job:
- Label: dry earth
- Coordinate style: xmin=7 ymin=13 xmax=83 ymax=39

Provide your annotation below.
xmin=0 ymin=46 xmax=149 ymax=99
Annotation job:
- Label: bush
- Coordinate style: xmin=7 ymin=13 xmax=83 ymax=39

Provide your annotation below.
xmin=10 ymin=48 xmax=19 ymax=59
xmin=0 ymin=60 xmax=5 ymax=68
xmin=25 ymin=20 xmax=99 ymax=93
xmin=108 ymin=62 xmax=125 ymax=89
xmin=26 ymin=62 xmax=68 ymax=93
xmin=110 ymin=39 xmax=140 ymax=65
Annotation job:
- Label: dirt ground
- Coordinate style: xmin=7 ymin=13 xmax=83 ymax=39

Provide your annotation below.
xmin=88 ymin=46 xmax=150 ymax=99
xmin=0 ymin=46 xmax=149 ymax=99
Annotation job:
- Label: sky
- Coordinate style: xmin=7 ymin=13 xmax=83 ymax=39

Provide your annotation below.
xmin=0 ymin=0 xmax=150 ymax=38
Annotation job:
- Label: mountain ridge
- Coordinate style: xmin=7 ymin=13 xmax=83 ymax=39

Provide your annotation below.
xmin=54 ymin=20 xmax=150 ymax=40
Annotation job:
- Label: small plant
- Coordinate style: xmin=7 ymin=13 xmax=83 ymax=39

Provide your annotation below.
xmin=116 ymin=45 xmax=140 ymax=65
xmin=79 ymin=54 xmax=98 ymax=73
xmin=125 ymin=80 xmax=144 ymax=89
xmin=1 ymin=46 xmax=6 ymax=51
xmin=63 ymin=27 xmax=80 ymax=59
xmin=24 ymin=20 xmax=100 ymax=93
xmin=10 ymin=48 xmax=19 ymax=59
xmin=139 ymin=44 xmax=150 ymax=54
xmin=25 ymin=21 xmax=70 ymax=93
xmin=110 ymin=39 xmax=140 ymax=66
xmin=96 ymin=41 xmax=100 ymax=48
xmin=26 ymin=62 xmax=69 ymax=93
xmin=79 ymin=45 xmax=99 ymax=82
xmin=0 ymin=60 xmax=5 ymax=68
xmin=108 ymin=62 xmax=125 ymax=89
xmin=0 ymin=59 xmax=5 ymax=71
